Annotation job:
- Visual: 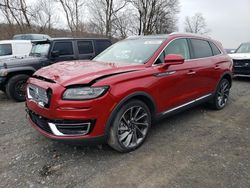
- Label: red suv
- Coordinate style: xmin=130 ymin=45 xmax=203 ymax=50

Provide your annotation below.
xmin=26 ymin=33 xmax=233 ymax=152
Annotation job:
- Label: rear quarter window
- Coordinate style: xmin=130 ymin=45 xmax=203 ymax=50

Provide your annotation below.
xmin=210 ymin=42 xmax=221 ymax=56
xmin=191 ymin=39 xmax=213 ymax=59
xmin=77 ymin=41 xmax=94 ymax=54
xmin=95 ymin=40 xmax=112 ymax=54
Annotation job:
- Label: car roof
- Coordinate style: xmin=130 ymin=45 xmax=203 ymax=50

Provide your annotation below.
xmin=127 ymin=34 xmax=169 ymax=40
xmin=126 ymin=32 xmax=212 ymax=40
xmin=51 ymin=37 xmax=110 ymax=41
xmin=14 ymin=33 xmax=49 ymax=36
xmin=31 ymin=38 xmax=110 ymax=43
xmin=169 ymin=32 xmax=211 ymax=39
xmin=240 ymin=42 xmax=250 ymax=45
xmin=0 ymin=40 xmax=31 ymax=44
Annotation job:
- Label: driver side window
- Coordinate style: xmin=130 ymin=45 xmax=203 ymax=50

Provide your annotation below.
xmin=155 ymin=38 xmax=190 ymax=64
xmin=165 ymin=39 xmax=190 ymax=60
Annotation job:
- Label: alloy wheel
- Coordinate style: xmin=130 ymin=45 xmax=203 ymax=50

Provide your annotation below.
xmin=117 ymin=106 xmax=150 ymax=149
xmin=217 ymin=80 xmax=230 ymax=108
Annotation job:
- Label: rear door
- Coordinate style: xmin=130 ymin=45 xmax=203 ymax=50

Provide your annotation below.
xmin=77 ymin=40 xmax=95 ymax=60
xmin=189 ymin=38 xmax=220 ymax=95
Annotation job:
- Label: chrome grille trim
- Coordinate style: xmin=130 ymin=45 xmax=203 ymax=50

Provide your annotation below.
xmin=27 ymin=84 xmax=49 ymax=105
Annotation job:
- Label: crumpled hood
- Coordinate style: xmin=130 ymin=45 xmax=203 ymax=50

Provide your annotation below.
xmin=0 ymin=56 xmax=47 ymax=68
xmin=229 ymin=53 xmax=250 ymax=60
xmin=34 ymin=60 xmax=145 ymax=86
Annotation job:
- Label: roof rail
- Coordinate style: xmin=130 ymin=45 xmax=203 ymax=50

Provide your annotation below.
xmin=170 ymin=32 xmax=211 ymax=39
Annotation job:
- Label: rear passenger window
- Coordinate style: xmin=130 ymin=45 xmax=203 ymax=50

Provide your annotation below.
xmin=77 ymin=41 xmax=94 ymax=54
xmin=53 ymin=42 xmax=73 ymax=56
xmin=95 ymin=40 xmax=112 ymax=54
xmin=191 ymin=39 xmax=213 ymax=58
xmin=210 ymin=42 xmax=221 ymax=56
xmin=164 ymin=39 xmax=190 ymax=60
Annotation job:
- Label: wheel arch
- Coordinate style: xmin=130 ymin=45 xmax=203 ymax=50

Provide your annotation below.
xmin=221 ymin=73 xmax=232 ymax=87
xmin=104 ymin=91 xmax=157 ymax=136
xmin=5 ymin=69 xmax=35 ymax=83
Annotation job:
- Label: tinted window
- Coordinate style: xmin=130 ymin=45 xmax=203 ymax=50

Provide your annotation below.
xmin=53 ymin=42 xmax=73 ymax=56
xmin=95 ymin=40 xmax=111 ymax=54
xmin=210 ymin=42 xmax=221 ymax=55
xmin=0 ymin=44 xmax=12 ymax=56
xmin=191 ymin=39 xmax=213 ymax=58
xmin=77 ymin=41 xmax=94 ymax=54
xmin=165 ymin=39 xmax=190 ymax=60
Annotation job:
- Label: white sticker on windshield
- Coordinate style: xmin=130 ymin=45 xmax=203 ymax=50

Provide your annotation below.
xmin=144 ymin=40 xmax=163 ymax=45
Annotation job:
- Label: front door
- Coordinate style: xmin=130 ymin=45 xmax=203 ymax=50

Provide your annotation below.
xmin=154 ymin=38 xmax=201 ymax=112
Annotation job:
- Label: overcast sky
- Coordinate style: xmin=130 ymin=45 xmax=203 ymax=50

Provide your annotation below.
xmin=178 ymin=0 xmax=250 ymax=48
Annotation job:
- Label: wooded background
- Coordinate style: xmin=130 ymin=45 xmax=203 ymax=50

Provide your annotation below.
xmin=0 ymin=0 xmax=180 ymax=40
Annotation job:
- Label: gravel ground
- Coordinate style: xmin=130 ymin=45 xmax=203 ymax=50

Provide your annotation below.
xmin=0 ymin=77 xmax=250 ymax=188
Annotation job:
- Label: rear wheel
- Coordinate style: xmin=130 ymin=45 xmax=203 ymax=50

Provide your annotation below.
xmin=5 ymin=74 xmax=29 ymax=102
xmin=108 ymin=100 xmax=151 ymax=152
xmin=210 ymin=78 xmax=230 ymax=110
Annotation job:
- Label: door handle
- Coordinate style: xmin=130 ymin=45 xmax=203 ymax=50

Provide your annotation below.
xmin=214 ymin=65 xmax=220 ymax=70
xmin=187 ymin=70 xmax=196 ymax=75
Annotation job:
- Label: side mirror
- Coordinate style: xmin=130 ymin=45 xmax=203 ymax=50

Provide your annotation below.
xmin=230 ymin=50 xmax=235 ymax=54
xmin=163 ymin=54 xmax=185 ymax=67
xmin=51 ymin=51 xmax=60 ymax=58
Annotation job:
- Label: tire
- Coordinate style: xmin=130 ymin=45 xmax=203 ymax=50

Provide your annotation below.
xmin=108 ymin=99 xmax=151 ymax=152
xmin=210 ymin=78 xmax=230 ymax=110
xmin=5 ymin=74 xmax=29 ymax=102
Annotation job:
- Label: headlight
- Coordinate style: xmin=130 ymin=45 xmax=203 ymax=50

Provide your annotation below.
xmin=62 ymin=86 xmax=109 ymax=100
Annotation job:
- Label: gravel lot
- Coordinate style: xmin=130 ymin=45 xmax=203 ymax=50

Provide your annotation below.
xmin=0 ymin=77 xmax=250 ymax=188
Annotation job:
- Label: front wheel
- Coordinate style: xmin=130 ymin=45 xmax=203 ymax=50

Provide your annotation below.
xmin=5 ymin=74 xmax=29 ymax=102
xmin=210 ymin=78 xmax=231 ymax=110
xmin=108 ymin=100 xmax=151 ymax=152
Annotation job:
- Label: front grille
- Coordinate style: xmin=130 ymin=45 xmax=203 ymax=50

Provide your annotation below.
xmin=233 ymin=59 xmax=250 ymax=67
xmin=233 ymin=59 xmax=250 ymax=75
xmin=28 ymin=110 xmax=94 ymax=136
xmin=27 ymin=84 xmax=50 ymax=107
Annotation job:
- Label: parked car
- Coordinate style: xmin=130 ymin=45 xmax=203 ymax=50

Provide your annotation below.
xmin=229 ymin=42 xmax=250 ymax=76
xmin=0 ymin=38 xmax=112 ymax=101
xmin=0 ymin=40 xmax=32 ymax=59
xmin=225 ymin=49 xmax=235 ymax=54
xmin=13 ymin=34 xmax=51 ymax=41
xmin=26 ymin=33 xmax=233 ymax=152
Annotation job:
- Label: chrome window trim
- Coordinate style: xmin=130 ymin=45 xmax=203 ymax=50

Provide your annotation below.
xmin=152 ymin=37 xmax=223 ymax=67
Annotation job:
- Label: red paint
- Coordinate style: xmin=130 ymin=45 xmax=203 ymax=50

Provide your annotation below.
xmin=26 ymin=33 xmax=233 ymax=141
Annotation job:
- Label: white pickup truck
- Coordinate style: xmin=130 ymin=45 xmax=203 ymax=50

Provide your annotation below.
xmin=0 ymin=40 xmax=32 ymax=60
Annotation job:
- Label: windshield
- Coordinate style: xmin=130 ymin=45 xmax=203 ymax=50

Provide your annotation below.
xmin=94 ymin=38 xmax=164 ymax=64
xmin=30 ymin=43 xmax=50 ymax=57
xmin=0 ymin=44 xmax=12 ymax=56
xmin=235 ymin=43 xmax=250 ymax=53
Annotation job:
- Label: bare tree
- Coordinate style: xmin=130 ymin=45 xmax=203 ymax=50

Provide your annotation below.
xmin=0 ymin=0 xmax=33 ymax=31
xmin=88 ymin=0 xmax=127 ymax=38
xmin=184 ymin=13 xmax=210 ymax=34
xmin=112 ymin=9 xmax=137 ymax=38
xmin=56 ymin=0 xmax=85 ymax=34
xmin=33 ymin=0 xmax=58 ymax=33
xmin=129 ymin=0 xmax=179 ymax=35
